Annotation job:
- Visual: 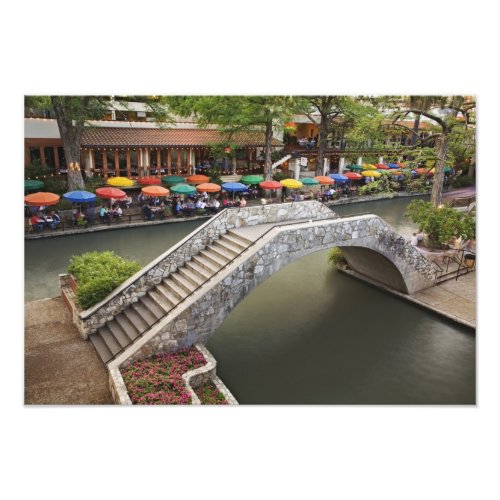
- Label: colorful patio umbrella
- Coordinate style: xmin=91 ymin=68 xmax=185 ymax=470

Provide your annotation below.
xmin=107 ymin=177 xmax=135 ymax=187
xmin=96 ymin=187 xmax=127 ymax=200
xmin=221 ymin=182 xmax=248 ymax=202
xmin=280 ymin=179 xmax=303 ymax=189
xmin=330 ymin=173 xmax=348 ymax=183
xmin=259 ymin=180 xmax=282 ymax=190
xmin=361 ymin=170 xmax=382 ymax=178
xmin=162 ymin=175 xmax=186 ymax=185
xmin=361 ymin=163 xmax=375 ymax=170
xmin=375 ymin=163 xmax=390 ymax=170
xmin=415 ymin=168 xmax=433 ymax=176
xmin=299 ymin=177 xmax=320 ymax=186
xmin=444 ymin=166 xmax=453 ymax=174
xmin=63 ymin=190 xmax=97 ymax=203
xmin=186 ymin=174 xmax=210 ymax=184
xmin=314 ymin=176 xmax=334 ymax=185
xmin=138 ymin=176 xmax=161 ymax=185
xmin=196 ymin=183 xmax=221 ymax=193
xmin=24 ymin=192 xmax=60 ymax=207
xmin=388 ymin=163 xmax=400 ymax=169
xmin=24 ymin=179 xmax=45 ymax=191
xmin=240 ymin=175 xmax=264 ymax=185
xmin=346 ymin=164 xmax=363 ymax=171
xmin=141 ymin=185 xmax=170 ymax=197
xmin=170 ymin=183 xmax=197 ymax=194
xmin=344 ymin=172 xmax=363 ymax=180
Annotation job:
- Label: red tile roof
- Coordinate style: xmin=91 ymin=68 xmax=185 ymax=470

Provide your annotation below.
xmin=82 ymin=127 xmax=282 ymax=147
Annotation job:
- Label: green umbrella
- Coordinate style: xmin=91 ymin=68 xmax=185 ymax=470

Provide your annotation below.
xmin=162 ymin=175 xmax=186 ymax=185
xmin=240 ymin=175 xmax=264 ymax=185
xmin=25 ymin=179 xmax=45 ymax=191
xmin=444 ymin=166 xmax=453 ymax=174
xmin=299 ymin=177 xmax=320 ymax=185
xmin=170 ymin=183 xmax=196 ymax=194
xmin=346 ymin=164 xmax=363 ymax=172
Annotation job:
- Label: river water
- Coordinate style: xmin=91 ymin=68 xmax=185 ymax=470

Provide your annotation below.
xmin=24 ymin=197 xmax=475 ymax=404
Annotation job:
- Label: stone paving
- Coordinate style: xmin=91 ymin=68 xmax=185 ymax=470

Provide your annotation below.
xmin=25 ymin=297 xmax=113 ymax=404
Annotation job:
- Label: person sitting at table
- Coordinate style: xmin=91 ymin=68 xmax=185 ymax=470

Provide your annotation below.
xmin=113 ymin=204 xmax=123 ymax=220
xmin=49 ymin=210 xmax=61 ymax=230
xmin=239 ymin=196 xmax=247 ymax=208
xmin=30 ymin=213 xmax=45 ymax=232
xmin=143 ymin=204 xmax=154 ymax=221
xmin=184 ymin=199 xmax=195 ymax=216
xmin=174 ymin=200 xmax=184 ymax=217
xmin=223 ymin=198 xmax=230 ymax=208
xmin=98 ymin=205 xmax=109 ymax=223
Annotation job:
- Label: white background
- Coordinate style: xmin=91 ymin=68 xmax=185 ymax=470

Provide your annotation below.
xmin=2 ymin=1 xmax=498 ymax=498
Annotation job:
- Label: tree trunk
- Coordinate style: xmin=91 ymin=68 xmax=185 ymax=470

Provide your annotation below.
xmin=51 ymin=97 xmax=85 ymax=191
xmin=409 ymin=114 xmax=421 ymax=147
xmin=430 ymin=133 xmax=449 ymax=206
xmin=316 ymin=116 xmax=329 ymax=176
xmin=264 ymin=120 xmax=273 ymax=180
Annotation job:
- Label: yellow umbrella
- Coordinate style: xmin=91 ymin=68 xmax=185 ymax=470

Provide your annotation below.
xmin=361 ymin=163 xmax=375 ymax=170
xmin=107 ymin=177 xmax=135 ymax=187
xmin=361 ymin=170 xmax=382 ymax=177
xmin=280 ymin=179 xmax=303 ymax=189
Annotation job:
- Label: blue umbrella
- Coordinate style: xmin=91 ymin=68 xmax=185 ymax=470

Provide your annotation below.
xmin=388 ymin=163 xmax=400 ymax=169
xmin=329 ymin=173 xmax=348 ymax=183
xmin=221 ymin=182 xmax=248 ymax=201
xmin=63 ymin=190 xmax=97 ymax=203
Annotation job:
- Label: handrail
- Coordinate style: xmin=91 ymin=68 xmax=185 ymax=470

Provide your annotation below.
xmin=104 ymin=216 xmax=338 ymax=365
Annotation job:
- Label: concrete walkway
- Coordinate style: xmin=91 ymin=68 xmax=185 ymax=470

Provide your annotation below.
xmin=25 ymin=297 xmax=113 ymax=404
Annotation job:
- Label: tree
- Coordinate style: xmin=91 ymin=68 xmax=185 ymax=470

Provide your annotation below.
xmin=163 ymin=96 xmax=299 ymax=180
xmin=299 ymin=96 xmax=382 ymax=175
xmin=25 ymin=96 xmax=171 ymax=191
xmin=388 ymin=96 xmax=476 ymax=206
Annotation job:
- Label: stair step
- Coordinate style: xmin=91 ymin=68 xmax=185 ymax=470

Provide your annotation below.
xmin=185 ymin=260 xmax=213 ymax=281
xmin=148 ymin=289 xmax=173 ymax=313
xmin=220 ymin=233 xmax=249 ymax=251
xmin=192 ymin=255 xmax=219 ymax=274
xmin=123 ymin=305 xmax=150 ymax=333
xmin=207 ymin=245 xmax=234 ymax=262
xmin=178 ymin=266 xmax=205 ymax=287
xmin=226 ymin=230 xmax=254 ymax=247
xmin=107 ymin=319 xmax=133 ymax=347
xmin=170 ymin=272 xmax=197 ymax=294
xmin=200 ymin=249 xmax=229 ymax=268
xmin=89 ymin=334 xmax=113 ymax=363
xmin=115 ymin=313 xmax=141 ymax=341
xmin=156 ymin=282 xmax=182 ymax=307
xmin=98 ymin=325 xmax=122 ymax=356
xmin=131 ymin=300 xmax=157 ymax=326
xmin=141 ymin=293 xmax=166 ymax=319
xmin=162 ymin=278 xmax=189 ymax=300
xmin=212 ymin=238 xmax=241 ymax=256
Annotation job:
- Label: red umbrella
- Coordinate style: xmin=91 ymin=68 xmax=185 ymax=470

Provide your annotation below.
xmin=24 ymin=192 xmax=60 ymax=206
xmin=187 ymin=174 xmax=210 ymax=184
xmin=196 ymin=183 xmax=221 ymax=193
xmin=259 ymin=180 xmax=282 ymax=190
xmin=96 ymin=187 xmax=127 ymax=199
xmin=141 ymin=185 xmax=170 ymax=196
xmin=138 ymin=176 xmax=161 ymax=185
xmin=375 ymin=163 xmax=389 ymax=170
xmin=415 ymin=168 xmax=434 ymax=176
xmin=344 ymin=172 xmax=363 ymax=180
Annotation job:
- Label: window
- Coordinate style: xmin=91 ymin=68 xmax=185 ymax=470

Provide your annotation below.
xmin=58 ymin=147 xmax=67 ymax=171
xmin=118 ymin=150 xmax=127 ymax=176
xmin=94 ymin=150 xmax=103 ymax=175
xmin=44 ymin=147 xmax=56 ymax=171
xmin=29 ymin=147 xmax=41 ymax=163
xmin=150 ymin=149 xmax=158 ymax=174
xmin=106 ymin=150 xmax=116 ymax=175
xmin=130 ymin=149 xmax=138 ymax=176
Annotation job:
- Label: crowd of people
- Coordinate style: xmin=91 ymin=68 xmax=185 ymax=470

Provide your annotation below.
xmin=298 ymin=137 xmax=317 ymax=149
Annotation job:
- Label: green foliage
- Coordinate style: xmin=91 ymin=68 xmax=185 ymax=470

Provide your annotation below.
xmin=405 ymin=199 xmax=476 ymax=246
xmin=68 ymin=251 xmax=141 ymax=309
xmin=451 ymin=175 xmax=475 ymax=188
xmin=328 ymin=247 xmax=347 ymax=268
xmin=25 ymin=160 xmax=51 ymax=179
xmin=43 ymin=176 xmax=68 ymax=195
xmin=405 ymin=176 xmax=432 ymax=193
xmin=358 ymin=176 xmax=399 ymax=196
xmin=272 ymin=172 xmax=288 ymax=182
xmin=206 ymin=166 xmax=223 ymax=185
xmin=84 ymin=176 xmax=105 ymax=193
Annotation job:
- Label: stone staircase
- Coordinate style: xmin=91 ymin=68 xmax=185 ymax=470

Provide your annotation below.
xmin=272 ymin=154 xmax=292 ymax=170
xmin=89 ymin=230 xmax=253 ymax=364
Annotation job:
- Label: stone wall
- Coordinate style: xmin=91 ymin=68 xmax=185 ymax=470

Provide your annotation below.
xmin=112 ymin=215 xmax=438 ymax=368
xmin=59 ymin=274 xmax=87 ymax=340
xmin=79 ymin=201 xmax=338 ymax=336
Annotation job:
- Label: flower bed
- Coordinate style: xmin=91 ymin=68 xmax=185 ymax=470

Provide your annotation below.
xmin=121 ymin=348 xmax=206 ymax=404
xmin=194 ymin=381 xmax=228 ymax=405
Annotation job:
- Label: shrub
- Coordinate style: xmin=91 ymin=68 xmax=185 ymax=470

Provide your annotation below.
xmin=405 ymin=199 xmax=476 ymax=247
xmin=43 ymin=177 xmax=68 ymax=195
xmin=272 ymin=172 xmax=288 ymax=182
xmin=68 ymin=251 xmax=141 ymax=309
xmin=328 ymin=247 xmax=347 ymax=268
xmin=451 ymin=175 xmax=475 ymax=188
xmin=194 ymin=381 xmax=228 ymax=405
xmin=84 ymin=176 xmax=105 ymax=193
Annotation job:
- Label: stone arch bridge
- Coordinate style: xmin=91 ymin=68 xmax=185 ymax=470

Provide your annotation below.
xmin=63 ymin=201 xmax=438 ymax=375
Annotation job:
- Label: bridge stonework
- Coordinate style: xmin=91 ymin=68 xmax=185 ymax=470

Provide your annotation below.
xmin=113 ymin=214 xmax=437 ymax=369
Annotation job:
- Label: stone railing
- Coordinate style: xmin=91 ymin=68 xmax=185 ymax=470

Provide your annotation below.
xmin=79 ymin=201 xmax=337 ymax=335
xmin=108 ymin=343 xmax=238 ymax=405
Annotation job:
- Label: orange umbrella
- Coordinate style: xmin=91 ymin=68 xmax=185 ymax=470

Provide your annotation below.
xmin=138 ymin=176 xmax=161 ymax=185
xmin=259 ymin=180 xmax=282 ymax=190
xmin=96 ymin=187 xmax=127 ymax=199
xmin=24 ymin=192 xmax=60 ymax=206
xmin=314 ymin=176 xmax=334 ymax=185
xmin=344 ymin=172 xmax=363 ymax=180
xmin=141 ymin=185 xmax=170 ymax=196
xmin=196 ymin=183 xmax=221 ymax=193
xmin=186 ymin=174 xmax=210 ymax=184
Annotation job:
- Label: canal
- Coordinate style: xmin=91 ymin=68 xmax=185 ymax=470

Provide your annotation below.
xmin=25 ymin=197 xmax=475 ymax=404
